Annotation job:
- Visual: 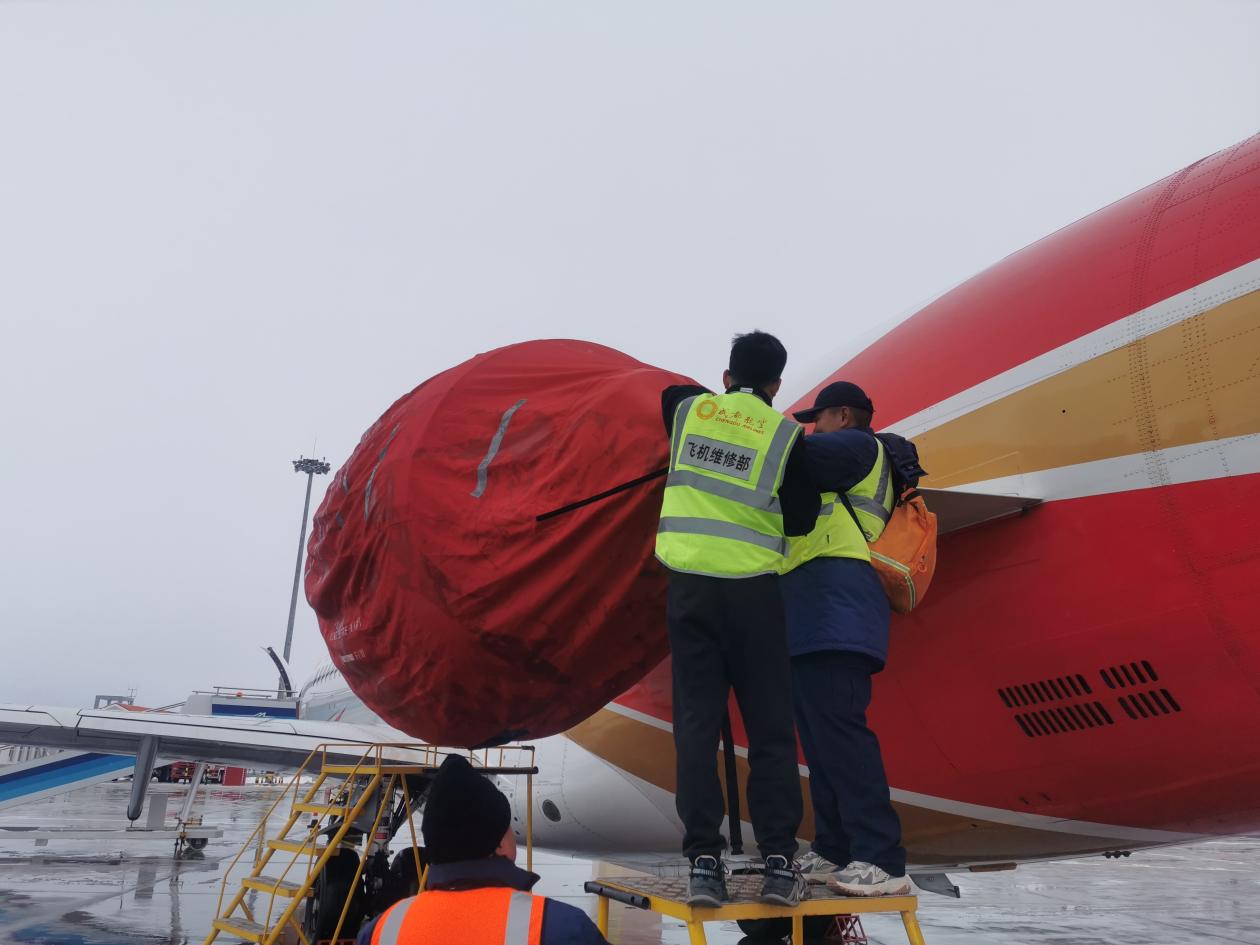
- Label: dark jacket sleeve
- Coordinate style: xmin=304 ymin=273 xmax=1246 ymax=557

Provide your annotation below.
xmin=355 ymin=914 xmax=379 ymax=945
xmin=542 ymin=899 xmax=611 ymax=944
xmin=779 ymin=436 xmax=821 ymax=537
xmin=661 ymin=384 xmax=712 ymax=435
xmin=804 ymin=429 xmax=879 ymax=494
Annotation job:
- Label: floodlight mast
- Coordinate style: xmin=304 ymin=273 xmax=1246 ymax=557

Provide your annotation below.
xmin=281 ymin=456 xmax=331 ymax=695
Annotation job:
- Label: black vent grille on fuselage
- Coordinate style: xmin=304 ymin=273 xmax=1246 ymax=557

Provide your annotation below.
xmin=1100 ymin=660 xmax=1159 ymax=689
xmin=1117 ymin=688 xmax=1182 ymax=719
xmin=998 ymin=659 xmax=1179 ymax=738
xmin=997 ymin=673 xmax=1093 ymax=708
xmin=1014 ymin=701 xmax=1115 ymax=737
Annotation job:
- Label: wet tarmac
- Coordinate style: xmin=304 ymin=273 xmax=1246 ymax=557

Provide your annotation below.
xmin=1 ymin=783 xmax=1257 ymax=944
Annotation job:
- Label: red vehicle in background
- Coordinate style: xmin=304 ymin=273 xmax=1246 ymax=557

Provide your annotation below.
xmin=156 ymin=762 xmax=245 ymax=785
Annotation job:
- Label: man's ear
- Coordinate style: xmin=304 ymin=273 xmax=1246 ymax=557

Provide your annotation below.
xmin=722 ymin=369 xmax=733 ymax=390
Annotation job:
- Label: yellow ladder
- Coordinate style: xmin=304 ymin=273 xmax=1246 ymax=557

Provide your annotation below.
xmin=203 ymin=747 xmax=425 ymax=945
xmin=202 ymin=742 xmax=537 ymax=945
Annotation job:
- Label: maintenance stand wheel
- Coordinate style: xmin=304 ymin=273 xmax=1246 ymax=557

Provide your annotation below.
xmin=187 ymin=837 xmax=208 ymax=851
xmin=303 ymin=848 xmax=367 ymax=944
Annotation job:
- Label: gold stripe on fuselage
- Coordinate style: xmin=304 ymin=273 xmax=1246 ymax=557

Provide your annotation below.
xmin=914 ymin=288 xmax=1260 ymax=488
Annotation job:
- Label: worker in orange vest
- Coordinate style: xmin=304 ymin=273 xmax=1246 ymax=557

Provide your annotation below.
xmin=357 ymin=754 xmax=608 ymax=945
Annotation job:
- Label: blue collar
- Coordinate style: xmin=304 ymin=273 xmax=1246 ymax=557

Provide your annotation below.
xmin=425 ymin=857 xmax=540 ymax=892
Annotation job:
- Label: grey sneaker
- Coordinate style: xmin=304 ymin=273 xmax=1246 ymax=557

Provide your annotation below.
xmin=827 ymin=860 xmax=912 ymax=897
xmin=759 ymin=854 xmax=806 ymax=906
xmin=686 ymin=855 xmax=728 ymax=907
xmin=797 ymin=850 xmax=843 ymax=885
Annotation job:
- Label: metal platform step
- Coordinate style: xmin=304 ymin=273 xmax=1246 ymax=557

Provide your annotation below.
xmin=320 ymin=763 xmax=436 ymax=776
xmin=211 ymin=916 xmax=266 ymax=943
xmin=293 ymin=802 xmax=350 ymax=816
xmin=242 ymin=876 xmax=307 ymax=898
xmin=267 ymin=837 xmax=319 ymax=854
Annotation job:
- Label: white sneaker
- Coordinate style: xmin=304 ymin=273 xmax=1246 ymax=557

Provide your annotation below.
xmin=796 ymin=850 xmax=843 ymax=885
xmin=827 ymin=861 xmax=912 ymax=897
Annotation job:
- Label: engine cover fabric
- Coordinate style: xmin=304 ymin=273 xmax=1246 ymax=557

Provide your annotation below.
xmin=305 ymin=339 xmax=694 ymax=747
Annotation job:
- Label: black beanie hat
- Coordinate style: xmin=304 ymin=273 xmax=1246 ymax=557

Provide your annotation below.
xmin=421 ymin=754 xmax=513 ymax=864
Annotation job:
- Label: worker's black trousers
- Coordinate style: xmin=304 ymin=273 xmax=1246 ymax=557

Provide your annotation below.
xmin=792 ymin=650 xmax=906 ymax=876
xmin=666 ymin=571 xmax=803 ymax=863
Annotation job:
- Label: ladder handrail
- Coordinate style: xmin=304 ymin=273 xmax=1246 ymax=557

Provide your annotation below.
xmin=327 ymin=772 xmax=396 ymax=944
xmin=203 ymin=741 xmax=539 ymax=945
xmin=258 ymin=742 xmax=378 ymax=939
xmin=212 ymin=743 xmax=322 ymax=920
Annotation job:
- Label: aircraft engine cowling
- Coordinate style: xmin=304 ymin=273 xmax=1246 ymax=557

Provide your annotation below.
xmin=304 ymin=339 xmax=694 ymax=748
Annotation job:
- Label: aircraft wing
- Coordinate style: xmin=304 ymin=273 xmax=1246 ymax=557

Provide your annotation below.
xmin=0 ymin=702 xmax=414 ymax=771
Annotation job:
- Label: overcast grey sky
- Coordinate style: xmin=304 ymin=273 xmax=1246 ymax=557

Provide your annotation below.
xmin=2 ymin=1 xmax=1258 ymax=708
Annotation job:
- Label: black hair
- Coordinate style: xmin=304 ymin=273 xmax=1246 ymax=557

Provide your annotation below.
xmin=850 ymin=406 xmax=873 ymax=428
xmin=728 ymin=330 xmax=787 ymax=390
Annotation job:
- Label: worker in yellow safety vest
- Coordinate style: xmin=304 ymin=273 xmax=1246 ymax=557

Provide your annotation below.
xmin=357 ymin=754 xmax=608 ymax=945
xmin=782 ymin=381 xmax=911 ymax=897
xmin=655 ymin=330 xmax=820 ymax=908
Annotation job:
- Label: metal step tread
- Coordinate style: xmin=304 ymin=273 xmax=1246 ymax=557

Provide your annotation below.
xmin=294 ymin=802 xmax=351 ymax=815
xmin=267 ymin=837 xmax=320 ymax=854
xmin=212 ymin=915 xmax=267 ymax=942
xmin=242 ymin=876 xmax=308 ymax=897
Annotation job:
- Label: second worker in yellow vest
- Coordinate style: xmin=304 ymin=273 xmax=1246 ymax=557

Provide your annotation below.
xmin=781 ymin=381 xmax=910 ymax=898
xmin=655 ymin=330 xmax=820 ymax=908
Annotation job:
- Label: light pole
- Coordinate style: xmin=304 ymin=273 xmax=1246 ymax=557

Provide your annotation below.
xmin=282 ymin=456 xmax=331 ymax=694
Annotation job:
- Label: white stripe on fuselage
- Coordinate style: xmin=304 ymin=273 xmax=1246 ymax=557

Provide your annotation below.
xmin=942 ymin=431 xmax=1260 ymax=502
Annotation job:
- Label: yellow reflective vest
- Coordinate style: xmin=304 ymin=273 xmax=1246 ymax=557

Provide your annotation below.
xmin=655 ymin=391 xmax=801 ymax=578
xmin=785 ymin=435 xmax=893 ymax=570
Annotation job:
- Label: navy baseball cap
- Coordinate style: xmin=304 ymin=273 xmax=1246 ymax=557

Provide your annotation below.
xmin=792 ymin=381 xmax=875 ymax=423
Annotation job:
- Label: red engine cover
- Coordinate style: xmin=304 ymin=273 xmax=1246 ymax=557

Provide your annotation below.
xmin=305 ymin=339 xmax=694 ymax=747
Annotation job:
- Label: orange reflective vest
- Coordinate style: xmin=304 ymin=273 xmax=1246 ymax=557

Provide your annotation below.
xmin=371 ymin=888 xmax=545 ymax=945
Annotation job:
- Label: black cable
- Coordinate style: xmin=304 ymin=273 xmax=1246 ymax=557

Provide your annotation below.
xmin=534 ymin=467 xmax=668 ymax=522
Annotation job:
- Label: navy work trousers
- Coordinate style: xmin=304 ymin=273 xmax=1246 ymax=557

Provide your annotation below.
xmin=792 ymin=649 xmax=905 ymax=876
xmin=666 ymin=571 xmax=802 ymax=863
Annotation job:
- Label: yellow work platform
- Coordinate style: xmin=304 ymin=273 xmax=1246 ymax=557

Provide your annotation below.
xmin=586 ymin=874 xmax=926 ymax=945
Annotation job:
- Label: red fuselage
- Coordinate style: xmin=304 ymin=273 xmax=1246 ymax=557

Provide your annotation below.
xmin=572 ymin=132 xmax=1260 ymax=865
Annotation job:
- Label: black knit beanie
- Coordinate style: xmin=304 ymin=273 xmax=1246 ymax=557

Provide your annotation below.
xmin=421 ymin=754 xmax=513 ymax=864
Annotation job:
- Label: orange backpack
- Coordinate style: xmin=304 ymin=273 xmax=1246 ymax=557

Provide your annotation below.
xmin=839 ymin=432 xmax=938 ymax=614
xmin=867 ymin=488 xmax=937 ymax=614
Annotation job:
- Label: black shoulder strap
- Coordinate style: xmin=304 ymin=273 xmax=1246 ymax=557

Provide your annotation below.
xmin=837 ymin=490 xmax=863 ymax=533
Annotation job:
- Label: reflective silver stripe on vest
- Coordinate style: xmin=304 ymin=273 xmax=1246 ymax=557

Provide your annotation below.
xmin=504 ymin=891 xmax=534 ymax=945
xmin=873 ymin=444 xmax=891 ymax=507
xmin=849 ymin=446 xmax=893 ymax=524
xmin=849 ymin=495 xmax=892 ymax=524
xmin=665 ymin=469 xmax=783 ymax=514
xmin=755 ymin=417 xmax=799 ymax=492
xmin=658 ymin=516 xmax=788 ymax=556
xmin=669 ymin=396 xmax=698 ymax=462
xmin=373 ymin=897 xmax=414 ymax=945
